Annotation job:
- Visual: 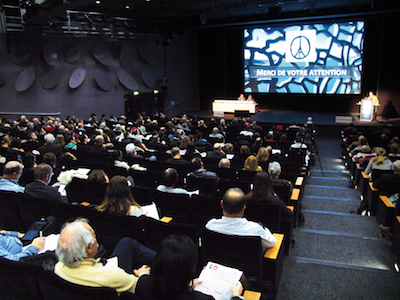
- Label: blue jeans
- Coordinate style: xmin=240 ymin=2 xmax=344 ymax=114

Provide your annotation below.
xmin=111 ymin=237 xmax=156 ymax=273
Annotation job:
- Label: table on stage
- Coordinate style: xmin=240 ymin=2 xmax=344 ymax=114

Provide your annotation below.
xmin=212 ymin=99 xmax=257 ymax=115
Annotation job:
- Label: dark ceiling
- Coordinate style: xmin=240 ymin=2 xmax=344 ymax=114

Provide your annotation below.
xmin=2 ymin=0 xmax=400 ymax=38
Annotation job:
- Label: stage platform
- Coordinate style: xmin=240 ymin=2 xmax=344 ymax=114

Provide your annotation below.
xmin=186 ymin=109 xmax=400 ymax=137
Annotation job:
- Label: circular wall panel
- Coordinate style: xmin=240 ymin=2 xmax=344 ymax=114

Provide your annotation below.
xmin=92 ymin=45 xmax=113 ymax=66
xmin=117 ymin=70 xmax=138 ymax=90
xmin=95 ymin=71 xmax=113 ymax=92
xmin=66 ymin=44 xmax=85 ymax=63
xmin=42 ymin=68 xmax=63 ymax=90
xmin=141 ymin=69 xmax=156 ymax=89
xmin=69 ymin=67 xmax=86 ymax=89
xmin=43 ymin=41 xmax=58 ymax=66
xmin=138 ymin=44 xmax=157 ymax=64
xmin=15 ymin=69 xmax=36 ymax=92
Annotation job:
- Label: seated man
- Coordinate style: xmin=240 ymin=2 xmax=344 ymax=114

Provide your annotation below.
xmin=0 ymin=231 xmax=44 ymax=261
xmin=24 ymin=163 xmax=68 ymax=203
xmin=166 ymin=147 xmax=189 ymax=166
xmin=156 ymin=168 xmax=193 ymax=195
xmin=206 ymin=188 xmax=276 ymax=248
xmin=0 ymin=161 xmax=25 ymax=193
xmin=55 ymin=218 xmax=156 ymax=293
xmin=206 ymin=143 xmax=226 ymax=160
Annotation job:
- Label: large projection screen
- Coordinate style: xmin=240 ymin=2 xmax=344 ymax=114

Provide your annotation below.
xmin=244 ymin=20 xmax=364 ymax=94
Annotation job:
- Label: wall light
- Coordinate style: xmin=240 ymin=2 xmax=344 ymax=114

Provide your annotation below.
xmin=133 ymin=91 xmax=139 ymax=96
xmin=153 ymin=89 xmax=159 ymax=94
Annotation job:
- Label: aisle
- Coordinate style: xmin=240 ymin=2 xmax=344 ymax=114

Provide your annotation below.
xmin=275 ymin=137 xmax=400 ymax=300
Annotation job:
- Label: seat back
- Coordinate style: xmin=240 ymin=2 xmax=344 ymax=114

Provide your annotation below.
xmin=88 ymin=210 xmax=144 ymax=255
xmin=272 ymin=185 xmax=292 ymax=205
xmin=237 ymin=169 xmax=257 ymax=182
xmin=371 ymin=169 xmax=393 ymax=182
xmin=153 ymin=191 xmax=191 ymax=223
xmin=16 ymin=194 xmax=55 ymax=229
xmin=200 ymin=228 xmax=263 ymax=279
xmin=142 ymin=217 xmax=199 ymax=251
xmin=245 ymin=202 xmax=281 ymax=232
xmin=0 ymin=257 xmax=44 ymax=300
xmin=186 ymin=176 xmax=219 ymax=196
xmin=190 ymin=194 xmax=222 ymax=228
xmin=0 ymin=191 xmax=26 ymax=231
xmin=38 ymin=270 xmax=119 ymax=300
xmin=65 ymin=178 xmax=89 ymax=203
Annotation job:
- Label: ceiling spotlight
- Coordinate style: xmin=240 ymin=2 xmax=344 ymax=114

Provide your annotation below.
xmin=133 ymin=91 xmax=140 ymax=96
xmin=125 ymin=5 xmax=130 ymax=9
xmin=95 ymin=0 xmax=101 ymax=5
xmin=153 ymin=90 xmax=159 ymax=94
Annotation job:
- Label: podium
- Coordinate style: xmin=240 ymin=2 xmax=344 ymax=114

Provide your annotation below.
xmin=357 ymin=98 xmax=379 ymax=122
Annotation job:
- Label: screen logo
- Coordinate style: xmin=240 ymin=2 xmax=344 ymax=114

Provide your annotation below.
xmin=285 ymin=30 xmax=316 ymax=63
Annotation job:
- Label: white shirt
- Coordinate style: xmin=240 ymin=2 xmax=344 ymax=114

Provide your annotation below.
xmin=205 ymin=216 xmax=276 ymax=248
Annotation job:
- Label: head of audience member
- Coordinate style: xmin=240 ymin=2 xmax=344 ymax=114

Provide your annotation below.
xmin=179 ymin=136 xmax=191 ymax=149
xmin=94 ymin=135 xmax=104 ymax=146
xmin=223 ymin=143 xmax=234 ymax=154
xmin=2 ymin=161 xmax=23 ymax=181
xmin=389 ymin=143 xmax=399 ymax=155
xmin=97 ymin=175 xmax=140 ymax=216
xmin=279 ymin=133 xmax=288 ymax=142
xmin=213 ymin=143 xmax=223 ymax=153
xmin=55 ymin=134 xmax=65 ymax=147
xmin=22 ymin=152 xmax=37 ymax=169
xmin=44 ymin=133 xmax=55 ymax=144
xmin=221 ymin=188 xmax=246 ymax=218
xmin=43 ymin=152 xmax=57 ymax=168
xmin=1 ymin=135 xmax=11 ymax=148
xmin=34 ymin=163 xmax=53 ymax=184
xmin=218 ymin=158 xmax=231 ymax=169
xmin=251 ymin=171 xmax=275 ymax=200
xmin=239 ymin=145 xmax=251 ymax=157
xmin=10 ymin=137 xmax=22 ymax=149
xmin=369 ymin=147 xmax=387 ymax=166
xmin=243 ymin=155 xmax=259 ymax=171
xmin=56 ymin=218 xmax=98 ymax=268
xmin=360 ymin=137 xmax=368 ymax=146
xmin=150 ymin=235 xmax=198 ymax=298
xmin=190 ymin=157 xmax=204 ymax=171
xmin=393 ymin=160 xmax=400 ymax=175
xmin=256 ymin=147 xmax=269 ymax=163
xmin=88 ymin=169 xmax=109 ymax=184
xmin=170 ymin=147 xmax=181 ymax=159
xmin=161 ymin=168 xmax=179 ymax=188
xmin=125 ymin=143 xmax=137 ymax=156
xmin=360 ymin=145 xmax=372 ymax=153
xmin=268 ymin=161 xmax=282 ymax=179
xmin=111 ymin=149 xmax=123 ymax=161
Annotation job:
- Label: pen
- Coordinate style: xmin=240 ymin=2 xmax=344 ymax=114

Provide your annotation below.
xmin=39 ymin=231 xmax=43 ymax=238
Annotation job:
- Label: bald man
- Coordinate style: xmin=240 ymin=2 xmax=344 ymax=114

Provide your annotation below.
xmin=205 ymin=188 xmax=276 ymax=248
xmin=55 ymin=218 xmax=155 ymax=293
xmin=0 ymin=161 xmax=24 ymax=193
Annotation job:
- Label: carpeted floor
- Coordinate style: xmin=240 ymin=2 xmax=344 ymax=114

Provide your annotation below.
xmin=275 ymin=136 xmax=400 ymax=300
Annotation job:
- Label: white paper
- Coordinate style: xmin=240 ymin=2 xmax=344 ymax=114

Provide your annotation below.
xmin=141 ymin=202 xmax=160 ymax=220
xmin=194 ymin=262 xmax=243 ymax=300
xmin=104 ymin=256 xmax=119 ymax=269
xmin=38 ymin=234 xmax=60 ymax=254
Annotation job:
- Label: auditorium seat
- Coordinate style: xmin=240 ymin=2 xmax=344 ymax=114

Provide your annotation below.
xmin=0 ymin=191 xmax=26 ymax=232
xmin=190 ymin=194 xmax=222 ymax=228
xmin=153 ymin=191 xmax=191 ymax=224
xmin=38 ymin=270 xmax=119 ymax=300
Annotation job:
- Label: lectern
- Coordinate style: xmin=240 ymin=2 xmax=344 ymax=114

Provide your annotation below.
xmin=359 ymin=98 xmax=374 ymax=122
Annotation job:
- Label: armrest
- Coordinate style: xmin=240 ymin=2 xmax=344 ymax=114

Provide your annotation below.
xmin=243 ymin=290 xmax=261 ymax=300
xmin=160 ymin=216 xmax=172 ymax=223
xmin=287 ymin=206 xmax=294 ymax=211
xmin=379 ymin=195 xmax=395 ymax=208
xmin=264 ymin=233 xmax=284 ymax=260
xmin=368 ymin=182 xmax=378 ymax=192
xmin=362 ymin=171 xmax=369 ymax=179
xmin=290 ymin=188 xmax=300 ymax=201
xmin=294 ymin=176 xmax=304 ymax=187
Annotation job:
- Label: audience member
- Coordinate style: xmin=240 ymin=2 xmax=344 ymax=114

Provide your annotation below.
xmin=135 ymin=234 xmax=244 ymax=300
xmin=206 ymin=188 xmax=276 ymax=248
xmin=0 ymin=161 xmax=25 ymax=193
xmin=55 ymin=218 xmax=155 ymax=293
xmin=97 ymin=175 xmax=142 ymax=217
xmin=39 ymin=133 xmax=63 ymax=160
xmin=243 ymin=155 xmax=262 ymax=171
xmin=218 ymin=158 xmax=231 ymax=169
xmin=206 ymin=143 xmax=226 ymax=160
xmin=245 ymin=172 xmax=293 ymax=217
xmin=365 ymin=147 xmax=393 ymax=178
xmin=0 ymin=230 xmax=44 ymax=261
xmin=156 ymin=168 xmax=192 ymax=195
xmin=24 ymin=163 xmax=68 ymax=203
xmin=166 ymin=147 xmax=189 ymax=166
xmin=268 ymin=161 xmax=292 ymax=187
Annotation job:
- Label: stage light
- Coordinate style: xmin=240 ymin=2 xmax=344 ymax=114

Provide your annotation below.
xmin=133 ymin=91 xmax=139 ymax=96
xmin=153 ymin=89 xmax=159 ymax=94
xmin=394 ymin=263 xmax=400 ymax=273
xmin=95 ymin=0 xmax=101 ymax=5
xmin=125 ymin=5 xmax=130 ymax=9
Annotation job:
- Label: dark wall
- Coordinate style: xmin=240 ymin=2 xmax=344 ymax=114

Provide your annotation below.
xmin=0 ymin=29 xmax=199 ymax=120
xmin=198 ymin=12 xmax=400 ymax=116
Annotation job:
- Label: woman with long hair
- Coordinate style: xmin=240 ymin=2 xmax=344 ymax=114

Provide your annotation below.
xmin=243 ymin=155 xmax=262 ymax=171
xmin=97 ymin=175 xmax=142 ymax=217
xmin=245 ymin=171 xmax=293 ymax=217
xmin=256 ymin=147 xmax=269 ymax=171
xmin=135 ymin=235 xmax=244 ymax=300
xmin=365 ymin=147 xmax=393 ymax=177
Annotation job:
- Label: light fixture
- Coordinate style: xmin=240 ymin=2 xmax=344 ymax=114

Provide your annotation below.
xmin=133 ymin=91 xmax=139 ymax=96
xmin=153 ymin=89 xmax=159 ymax=94
xmin=95 ymin=0 xmax=101 ymax=5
